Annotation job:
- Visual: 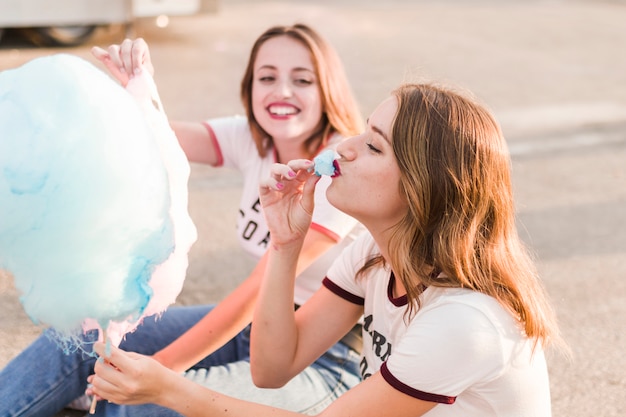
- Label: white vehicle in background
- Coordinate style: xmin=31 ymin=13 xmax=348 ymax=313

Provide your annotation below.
xmin=0 ymin=0 xmax=217 ymax=46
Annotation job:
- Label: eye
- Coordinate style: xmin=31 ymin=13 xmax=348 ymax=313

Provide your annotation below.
xmin=294 ymin=78 xmax=313 ymax=86
xmin=366 ymin=142 xmax=382 ymax=154
xmin=257 ymin=74 xmax=276 ymax=83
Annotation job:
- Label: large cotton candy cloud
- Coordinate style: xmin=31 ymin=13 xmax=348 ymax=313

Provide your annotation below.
xmin=0 ymin=54 xmax=197 ymax=349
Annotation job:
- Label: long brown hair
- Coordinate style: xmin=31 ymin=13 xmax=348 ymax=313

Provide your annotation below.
xmin=240 ymin=24 xmax=363 ymax=158
xmin=362 ymin=83 xmax=561 ymax=349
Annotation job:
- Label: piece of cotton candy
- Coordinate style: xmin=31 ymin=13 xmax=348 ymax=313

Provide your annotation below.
xmin=0 ymin=54 xmax=197 ymax=350
xmin=312 ymin=149 xmax=337 ymax=176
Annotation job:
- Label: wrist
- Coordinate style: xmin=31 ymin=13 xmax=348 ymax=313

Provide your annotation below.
xmin=158 ymin=371 xmax=190 ymax=411
xmin=269 ymin=240 xmax=304 ymax=257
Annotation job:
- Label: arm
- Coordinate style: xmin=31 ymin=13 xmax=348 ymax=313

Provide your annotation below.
xmin=250 ymin=160 xmax=361 ymax=387
xmin=170 ymin=121 xmax=220 ymax=165
xmin=153 ymin=226 xmax=336 ymax=373
xmin=252 ymin=284 xmax=362 ymax=388
xmin=92 ymin=39 xmax=221 ymax=165
xmin=89 ymin=343 xmax=436 ymax=417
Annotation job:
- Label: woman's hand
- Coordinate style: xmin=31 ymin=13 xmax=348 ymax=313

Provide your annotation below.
xmin=87 ymin=342 xmax=171 ymax=406
xmin=259 ymin=159 xmax=320 ymax=249
xmin=91 ymin=38 xmax=154 ymax=87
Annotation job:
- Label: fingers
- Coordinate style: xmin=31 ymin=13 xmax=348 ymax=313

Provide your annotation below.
xmin=91 ymin=43 xmax=129 ymax=86
xmin=131 ymin=38 xmax=154 ymax=76
xmin=286 ymin=159 xmax=314 ymax=172
xmin=259 ymin=160 xmax=320 ymax=226
xmin=261 ymin=160 xmax=314 ymax=189
xmin=117 ymin=38 xmax=134 ymax=74
xmin=300 ymin=173 xmax=321 ymax=212
xmin=89 ymin=363 xmax=120 ymax=400
xmin=118 ymin=38 xmax=151 ymax=76
xmin=110 ymin=39 xmax=135 ymax=76
xmin=91 ymin=46 xmax=108 ymax=60
xmin=88 ymin=343 xmax=139 ymax=403
xmin=93 ymin=340 xmax=111 ymax=358
xmin=87 ymin=345 xmax=122 ymax=402
xmin=93 ymin=342 xmax=130 ymax=369
xmin=91 ymin=38 xmax=153 ymax=86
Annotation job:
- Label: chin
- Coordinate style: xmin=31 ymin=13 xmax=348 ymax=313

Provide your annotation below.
xmin=326 ymin=184 xmax=348 ymax=212
xmin=269 ymin=128 xmax=308 ymax=143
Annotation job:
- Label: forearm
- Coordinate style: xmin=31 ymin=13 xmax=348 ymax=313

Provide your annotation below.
xmin=91 ymin=345 xmax=303 ymax=417
xmin=155 ymin=300 xmax=255 ymax=373
xmin=160 ymin=375 xmax=302 ymax=417
xmin=250 ymin=241 xmax=303 ymax=387
xmin=155 ymin=272 xmax=261 ymax=372
xmin=170 ymin=120 xmax=220 ymax=165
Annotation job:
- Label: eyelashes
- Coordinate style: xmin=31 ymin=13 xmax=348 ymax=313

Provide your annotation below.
xmin=366 ymin=142 xmax=382 ymax=153
xmin=257 ymin=77 xmax=314 ymax=85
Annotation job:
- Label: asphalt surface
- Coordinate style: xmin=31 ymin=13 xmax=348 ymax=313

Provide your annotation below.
xmin=1 ymin=1 xmax=625 ymax=416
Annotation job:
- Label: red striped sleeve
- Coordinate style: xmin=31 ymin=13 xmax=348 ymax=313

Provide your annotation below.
xmin=380 ymin=362 xmax=456 ymax=404
xmin=322 ymin=277 xmax=364 ymax=305
xmin=201 ymin=121 xmax=224 ymax=167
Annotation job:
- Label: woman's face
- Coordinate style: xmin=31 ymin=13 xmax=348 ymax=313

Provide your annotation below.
xmin=251 ymin=36 xmax=323 ymax=146
xmin=328 ymin=96 xmax=408 ymax=229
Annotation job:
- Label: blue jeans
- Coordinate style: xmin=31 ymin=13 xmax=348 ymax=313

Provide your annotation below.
xmin=0 ymin=305 xmax=361 ymax=417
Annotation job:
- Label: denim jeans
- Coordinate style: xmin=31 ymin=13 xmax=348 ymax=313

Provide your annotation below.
xmin=0 ymin=305 xmax=361 ymax=417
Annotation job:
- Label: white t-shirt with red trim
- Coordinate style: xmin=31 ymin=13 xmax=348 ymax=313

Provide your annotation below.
xmin=205 ymin=116 xmax=363 ymax=305
xmin=323 ymin=233 xmax=552 ymax=416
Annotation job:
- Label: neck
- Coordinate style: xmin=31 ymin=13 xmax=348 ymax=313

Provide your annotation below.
xmin=364 ymin=219 xmax=407 ymax=283
xmin=365 ymin=225 xmax=393 ymax=265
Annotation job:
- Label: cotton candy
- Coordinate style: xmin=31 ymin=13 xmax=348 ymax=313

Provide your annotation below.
xmin=0 ymin=54 xmax=197 ymax=349
xmin=313 ymin=149 xmax=337 ymax=176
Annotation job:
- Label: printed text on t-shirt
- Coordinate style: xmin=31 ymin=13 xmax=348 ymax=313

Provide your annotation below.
xmin=360 ymin=314 xmax=392 ymax=379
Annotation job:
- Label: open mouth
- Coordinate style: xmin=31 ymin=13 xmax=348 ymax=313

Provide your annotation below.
xmin=268 ymin=104 xmax=299 ymax=117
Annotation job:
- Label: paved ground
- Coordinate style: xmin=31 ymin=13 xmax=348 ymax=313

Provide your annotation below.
xmin=1 ymin=1 xmax=625 ymax=416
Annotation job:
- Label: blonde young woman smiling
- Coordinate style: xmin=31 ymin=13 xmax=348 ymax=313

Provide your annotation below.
xmin=0 ymin=24 xmax=364 ymax=416
xmin=89 ymin=83 xmax=563 ymax=417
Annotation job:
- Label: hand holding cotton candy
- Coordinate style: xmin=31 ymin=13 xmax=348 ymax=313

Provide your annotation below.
xmin=0 ymin=54 xmax=197 ymax=350
xmin=312 ymin=149 xmax=338 ymax=176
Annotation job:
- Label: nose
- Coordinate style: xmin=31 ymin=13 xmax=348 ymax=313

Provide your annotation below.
xmin=336 ymin=135 xmax=358 ymax=161
xmin=276 ymin=77 xmax=293 ymax=98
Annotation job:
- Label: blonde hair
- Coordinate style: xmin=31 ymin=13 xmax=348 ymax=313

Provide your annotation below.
xmin=240 ymin=24 xmax=363 ymax=158
xmin=361 ymin=83 xmax=561 ymax=349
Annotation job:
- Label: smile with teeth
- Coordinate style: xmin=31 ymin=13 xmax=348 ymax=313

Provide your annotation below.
xmin=268 ymin=105 xmax=299 ymax=116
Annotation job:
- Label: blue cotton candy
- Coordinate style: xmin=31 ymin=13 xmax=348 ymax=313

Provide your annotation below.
xmin=0 ymin=54 xmax=196 ymax=349
xmin=313 ymin=149 xmax=337 ymax=176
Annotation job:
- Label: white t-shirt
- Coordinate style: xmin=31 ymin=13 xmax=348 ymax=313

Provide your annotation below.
xmin=324 ymin=233 xmax=552 ymax=417
xmin=205 ymin=116 xmax=363 ymax=305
